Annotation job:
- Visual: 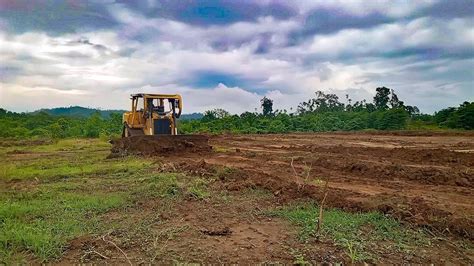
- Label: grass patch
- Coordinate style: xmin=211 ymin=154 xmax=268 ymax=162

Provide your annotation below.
xmin=214 ymin=166 xmax=237 ymax=180
xmin=244 ymin=187 xmax=274 ymax=199
xmin=134 ymin=173 xmax=182 ymax=198
xmin=0 ymin=138 xmax=191 ymax=263
xmin=0 ymin=189 xmax=127 ymax=263
xmin=187 ymin=178 xmax=210 ymax=199
xmin=269 ymin=202 xmax=428 ymax=262
xmin=213 ymin=146 xmax=233 ymax=153
xmin=0 ymin=139 xmax=150 ymax=181
xmin=0 ymin=170 xmax=197 ymax=263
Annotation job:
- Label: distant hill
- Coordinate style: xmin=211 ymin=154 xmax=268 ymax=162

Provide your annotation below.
xmin=34 ymin=106 xmax=203 ymax=120
xmin=35 ymin=106 xmax=124 ymax=118
xmin=181 ymin=112 xmax=203 ymax=120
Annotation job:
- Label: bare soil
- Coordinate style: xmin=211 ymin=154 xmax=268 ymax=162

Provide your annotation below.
xmin=60 ymin=132 xmax=474 ymax=263
xmin=202 ymin=133 xmax=474 ymax=239
xmin=109 ymin=135 xmax=211 ymax=157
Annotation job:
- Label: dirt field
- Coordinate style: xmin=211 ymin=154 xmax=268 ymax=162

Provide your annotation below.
xmin=1 ymin=132 xmax=473 ymax=264
xmin=207 ymin=132 xmax=474 ymax=238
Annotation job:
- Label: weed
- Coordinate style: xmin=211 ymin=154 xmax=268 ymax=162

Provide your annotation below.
xmin=187 ymin=178 xmax=210 ymax=199
xmin=142 ymin=173 xmax=182 ymax=198
xmin=269 ymin=202 xmax=428 ymax=262
xmin=311 ymin=178 xmax=324 ymax=186
xmin=290 ymin=248 xmax=309 ymax=265
xmin=214 ymin=166 xmax=236 ymax=180
xmin=244 ymin=187 xmax=274 ymax=199
xmin=218 ymin=191 xmax=232 ymax=203
xmin=213 ymin=146 xmax=232 ymax=153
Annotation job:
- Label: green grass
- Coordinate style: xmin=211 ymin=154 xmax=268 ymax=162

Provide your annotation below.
xmin=0 ymin=138 xmax=213 ymax=263
xmin=0 ymin=139 xmax=150 ymax=181
xmin=269 ymin=202 xmax=428 ymax=262
xmin=187 ymin=178 xmax=210 ymax=199
xmin=0 ymin=170 xmax=205 ymax=263
xmin=0 ymin=188 xmax=127 ymax=263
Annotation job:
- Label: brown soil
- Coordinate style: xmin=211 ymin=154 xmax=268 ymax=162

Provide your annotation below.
xmin=165 ymin=132 xmax=474 ymax=239
xmin=59 ymin=132 xmax=474 ymax=264
xmin=109 ymin=135 xmax=212 ymax=157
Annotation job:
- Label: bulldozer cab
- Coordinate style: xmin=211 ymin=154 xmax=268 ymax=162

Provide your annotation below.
xmin=123 ymin=93 xmax=182 ymax=137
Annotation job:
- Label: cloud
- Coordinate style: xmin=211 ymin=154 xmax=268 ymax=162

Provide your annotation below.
xmin=417 ymin=0 xmax=474 ymax=18
xmin=0 ymin=0 xmax=119 ymax=34
xmin=0 ymin=1 xmax=473 ymax=114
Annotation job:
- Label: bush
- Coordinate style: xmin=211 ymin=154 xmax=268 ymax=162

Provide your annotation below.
xmin=376 ymin=108 xmax=408 ymax=130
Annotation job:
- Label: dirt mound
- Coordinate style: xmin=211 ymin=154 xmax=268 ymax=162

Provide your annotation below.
xmin=109 ymin=135 xmax=212 ymax=157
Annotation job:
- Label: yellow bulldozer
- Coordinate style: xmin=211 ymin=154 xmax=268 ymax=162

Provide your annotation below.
xmin=122 ymin=93 xmax=182 ymax=137
xmin=109 ymin=93 xmax=210 ymax=157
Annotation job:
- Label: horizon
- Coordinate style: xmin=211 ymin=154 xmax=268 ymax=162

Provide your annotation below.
xmin=1 ymin=1 xmax=473 ymax=114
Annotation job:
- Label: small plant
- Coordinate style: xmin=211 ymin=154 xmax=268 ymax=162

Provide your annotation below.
xmin=215 ymin=166 xmax=236 ymax=180
xmin=187 ymin=178 xmax=210 ymax=200
xmin=213 ymin=146 xmax=231 ymax=153
xmin=290 ymin=249 xmax=309 ymax=265
xmin=269 ymin=203 xmax=428 ymax=262
xmin=290 ymin=157 xmax=313 ymax=191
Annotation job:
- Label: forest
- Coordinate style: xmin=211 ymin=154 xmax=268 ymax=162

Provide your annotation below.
xmin=1 ymin=87 xmax=473 ymax=139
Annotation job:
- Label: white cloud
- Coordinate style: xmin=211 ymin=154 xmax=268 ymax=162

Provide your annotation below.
xmin=1 ymin=2 xmax=473 ymax=114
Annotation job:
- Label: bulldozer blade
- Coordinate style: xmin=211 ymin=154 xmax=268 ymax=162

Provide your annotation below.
xmin=109 ymin=135 xmax=211 ymax=157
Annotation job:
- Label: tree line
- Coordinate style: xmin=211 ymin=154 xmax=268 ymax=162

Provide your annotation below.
xmin=180 ymin=87 xmax=473 ymax=134
xmin=0 ymin=111 xmax=122 ymax=139
xmin=0 ymin=87 xmax=472 ymax=139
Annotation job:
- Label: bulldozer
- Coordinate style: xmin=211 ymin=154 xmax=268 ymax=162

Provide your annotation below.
xmin=122 ymin=93 xmax=182 ymax=137
xmin=109 ymin=93 xmax=211 ymax=157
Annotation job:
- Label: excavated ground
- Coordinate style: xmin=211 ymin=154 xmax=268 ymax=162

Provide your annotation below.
xmin=164 ymin=132 xmax=474 ymax=239
xmin=109 ymin=135 xmax=212 ymax=157
xmin=52 ymin=131 xmax=474 ymax=264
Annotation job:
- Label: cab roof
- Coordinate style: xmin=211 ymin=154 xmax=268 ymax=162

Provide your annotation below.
xmin=131 ymin=93 xmax=181 ymax=99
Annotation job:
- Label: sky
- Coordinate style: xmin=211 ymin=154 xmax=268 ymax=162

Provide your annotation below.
xmin=0 ymin=0 xmax=473 ymax=114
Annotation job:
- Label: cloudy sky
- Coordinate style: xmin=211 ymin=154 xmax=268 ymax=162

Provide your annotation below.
xmin=0 ymin=0 xmax=473 ymax=114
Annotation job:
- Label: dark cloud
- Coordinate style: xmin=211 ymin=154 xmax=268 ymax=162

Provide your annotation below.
xmin=381 ymin=47 xmax=474 ymax=61
xmin=0 ymin=65 xmax=21 ymax=81
xmin=417 ymin=0 xmax=474 ymax=18
xmin=46 ymin=51 xmax=92 ymax=59
xmin=254 ymin=33 xmax=272 ymax=54
xmin=68 ymin=37 xmax=109 ymax=52
xmin=0 ymin=0 xmax=118 ymax=34
xmin=288 ymin=8 xmax=393 ymax=45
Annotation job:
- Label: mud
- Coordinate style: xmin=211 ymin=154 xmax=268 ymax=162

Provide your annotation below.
xmin=160 ymin=132 xmax=474 ymax=240
xmin=109 ymin=135 xmax=212 ymax=157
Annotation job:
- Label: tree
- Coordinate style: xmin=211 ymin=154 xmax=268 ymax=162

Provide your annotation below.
xmin=373 ymin=87 xmax=391 ymax=110
xmin=297 ymin=91 xmax=344 ymax=114
xmin=202 ymin=108 xmax=230 ymax=122
xmin=404 ymin=105 xmax=420 ymax=117
xmin=376 ymin=108 xmax=409 ymax=130
xmin=365 ymin=103 xmax=376 ymax=112
xmin=434 ymin=107 xmax=456 ymax=124
xmin=84 ymin=112 xmax=102 ymax=137
xmin=390 ymin=89 xmax=404 ymax=108
xmin=457 ymin=102 xmax=474 ymax=129
xmin=261 ymin=97 xmax=273 ymax=116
